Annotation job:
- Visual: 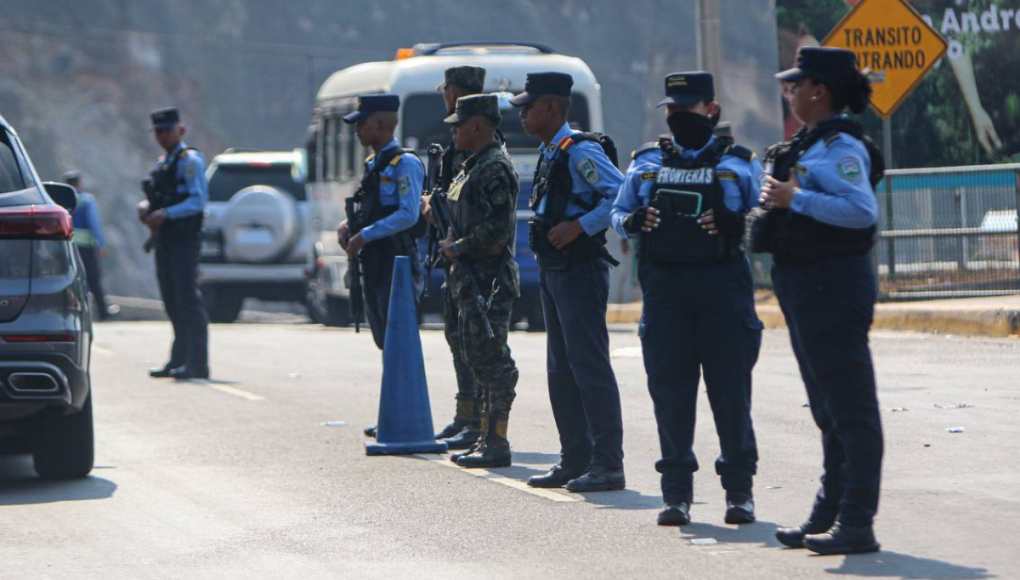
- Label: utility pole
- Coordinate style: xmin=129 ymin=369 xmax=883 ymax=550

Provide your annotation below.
xmin=697 ymin=0 xmax=723 ymax=91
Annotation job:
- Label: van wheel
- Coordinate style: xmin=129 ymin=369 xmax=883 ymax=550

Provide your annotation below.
xmin=33 ymin=393 xmax=95 ymax=480
xmin=204 ymin=285 xmax=244 ymax=323
xmin=322 ymin=296 xmax=353 ymax=327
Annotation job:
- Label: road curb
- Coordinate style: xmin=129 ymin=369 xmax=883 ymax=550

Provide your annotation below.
xmin=608 ymin=301 xmax=1020 ymax=338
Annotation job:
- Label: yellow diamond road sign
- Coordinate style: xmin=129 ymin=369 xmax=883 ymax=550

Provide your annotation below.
xmin=823 ymin=0 xmax=948 ymax=119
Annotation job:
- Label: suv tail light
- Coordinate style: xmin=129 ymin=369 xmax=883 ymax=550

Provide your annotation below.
xmin=0 ymin=205 xmax=74 ymax=240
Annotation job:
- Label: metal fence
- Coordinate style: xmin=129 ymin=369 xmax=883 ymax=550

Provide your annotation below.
xmin=751 ymin=163 xmax=1020 ymax=301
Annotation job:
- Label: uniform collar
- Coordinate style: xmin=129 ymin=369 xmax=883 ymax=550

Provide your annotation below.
xmin=539 ymin=123 xmax=575 ymax=158
xmin=677 ymin=135 xmax=717 ymax=159
xmin=163 ymin=142 xmax=186 ymax=163
xmin=380 ymin=139 xmax=399 ymax=153
xmin=465 ymin=141 xmax=502 ymax=171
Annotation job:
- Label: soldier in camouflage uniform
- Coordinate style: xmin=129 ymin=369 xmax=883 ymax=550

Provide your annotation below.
xmin=428 ymin=66 xmax=489 ymax=450
xmin=437 ymin=94 xmax=521 ymax=469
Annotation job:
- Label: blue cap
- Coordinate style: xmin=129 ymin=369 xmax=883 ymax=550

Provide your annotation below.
xmin=343 ymin=94 xmax=400 ymax=124
xmin=657 ymin=72 xmax=714 ymax=108
xmin=777 ymin=47 xmax=858 ymax=83
xmin=509 ymin=72 xmax=573 ymax=106
xmin=150 ymin=107 xmax=180 ymax=129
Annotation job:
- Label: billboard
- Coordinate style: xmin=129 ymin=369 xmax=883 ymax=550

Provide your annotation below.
xmin=777 ymin=0 xmax=1020 ymax=166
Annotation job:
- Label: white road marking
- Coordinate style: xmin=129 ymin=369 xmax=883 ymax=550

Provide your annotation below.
xmin=189 ymin=380 xmax=266 ymax=401
xmin=92 ymin=344 xmax=115 ymax=356
xmin=414 ymin=454 xmax=579 ymax=503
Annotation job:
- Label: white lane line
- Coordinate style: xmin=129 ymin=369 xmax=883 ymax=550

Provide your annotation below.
xmin=414 ymin=453 xmax=579 ymax=503
xmin=92 ymin=344 xmax=115 ymax=356
xmin=189 ymin=380 xmax=266 ymax=401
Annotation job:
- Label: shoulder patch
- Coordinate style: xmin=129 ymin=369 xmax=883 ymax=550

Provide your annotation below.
xmin=184 ymin=159 xmax=199 ymax=180
xmin=837 ymin=157 xmax=862 ymax=184
xmin=397 ymin=174 xmax=412 ymax=196
xmin=717 ymin=170 xmax=738 ymax=182
xmin=577 ymin=157 xmax=599 ymax=185
xmin=640 ymin=171 xmax=658 ymax=181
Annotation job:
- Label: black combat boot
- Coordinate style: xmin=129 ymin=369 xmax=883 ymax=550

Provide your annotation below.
xmin=435 ymin=399 xmax=477 ymax=440
xmin=657 ymin=501 xmax=692 ymax=526
xmin=363 ymin=426 xmax=377 ymax=438
xmin=443 ymin=424 xmax=481 ymax=450
xmin=450 ymin=415 xmax=486 ymax=463
xmin=527 ymin=465 xmax=585 ymax=489
xmin=565 ymin=465 xmax=626 ymax=492
xmin=775 ymin=515 xmax=837 ymax=548
xmin=456 ymin=414 xmax=510 ymax=469
xmin=724 ymin=492 xmax=756 ymax=524
xmin=803 ymin=522 xmax=880 ymax=555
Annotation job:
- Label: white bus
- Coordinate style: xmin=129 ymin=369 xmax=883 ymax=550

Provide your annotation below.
xmin=303 ymin=42 xmax=605 ymax=328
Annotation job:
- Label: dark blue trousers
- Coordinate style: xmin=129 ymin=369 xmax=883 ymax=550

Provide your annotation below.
xmin=361 ymin=242 xmax=421 ymax=351
xmin=772 ymin=254 xmax=883 ymax=527
xmin=540 ymin=258 xmax=624 ymax=472
xmin=155 ymin=234 xmax=208 ymax=369
xmin=639 ymin=258 xmax=761 ymax=503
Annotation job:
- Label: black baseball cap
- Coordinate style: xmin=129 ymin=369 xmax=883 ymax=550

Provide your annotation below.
xmin=509 ymin=72 xmax=573 ymax=107
xmin=657 ymin=72 xmax=714 ymax=108
xmin=343 ymin=94 xmax=400 ymax=124
xmin=777 ymin=47 xmax=858 ymax=83
xmin=150 ymin=107 xmax=180 ymax=129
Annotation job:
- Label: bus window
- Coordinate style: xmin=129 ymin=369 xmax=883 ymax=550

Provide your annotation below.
xmin=324 ymin=116 xmax=336 ymax=181
xmin=400 ymin=93 xmax=591 ymax=151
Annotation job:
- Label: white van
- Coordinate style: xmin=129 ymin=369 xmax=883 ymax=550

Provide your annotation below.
xmin=303 ymin=42 xmax=605 ymax=328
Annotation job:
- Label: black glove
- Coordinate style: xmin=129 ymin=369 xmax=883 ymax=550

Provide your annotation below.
xmin=623 ymin=206 xmax=650 ymax=235
xmin=747 ymin=207 xmax=773 ymax=254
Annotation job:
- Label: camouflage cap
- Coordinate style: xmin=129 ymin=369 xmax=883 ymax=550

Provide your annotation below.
xmin=436 ymin=66 xmax=486 ymax=93
xmin=444 ymin=94 xmax=501 ymax=124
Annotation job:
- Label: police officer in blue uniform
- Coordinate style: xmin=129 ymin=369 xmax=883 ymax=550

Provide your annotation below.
xmin=612 ymin=72 xmax=765 ymax=526
xmin=139 ymin=108 xmax=210 ymax=380
xmin=511 ymin=73 xmax=627 ymax=493
xmin=338 ymin=95 xmax=424 ymax=351
xmin=65 ymin=171 xmax=117 ymax=320
xmin=337 ymin=95 xmax=424 ymax=438
xmin=756 ymin=47 xmax=884 ymax=555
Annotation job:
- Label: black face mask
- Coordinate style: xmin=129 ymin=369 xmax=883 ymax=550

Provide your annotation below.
xmin=667 ymin=111 xmax=714 ymax=151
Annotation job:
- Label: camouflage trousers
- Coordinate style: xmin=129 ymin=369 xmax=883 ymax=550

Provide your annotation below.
xmin=442 ymin=269 xmax=479 ymax=408
xmin=451 ymin=262 xmax=519 ymax=418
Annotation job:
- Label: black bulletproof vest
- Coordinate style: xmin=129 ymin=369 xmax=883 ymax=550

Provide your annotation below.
xmin=760 ymin=118 xmax=882 ymax=264
xmin=349 ymin=146 xmax=422 ymax=254
xmin=528 ymin=134 xmax=609 ymax=266
xmin=151 ymin=147 xmax=202 ymax=237
xmin=641 ymin=138 xmax=744 ymax=264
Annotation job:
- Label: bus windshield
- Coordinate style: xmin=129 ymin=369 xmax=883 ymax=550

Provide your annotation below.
xmin=400 ymin=93 xmax=591 ymax=151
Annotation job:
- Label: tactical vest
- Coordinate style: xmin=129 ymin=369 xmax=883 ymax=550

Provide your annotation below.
xmin=349 ymin=146 xmax=423 ymax=255
xmin=641 ymin=137 xmax=749 ymax=264
xmin=529 ymin=133 xmax=616 ymax=267
xmin=151 ymin=146 xmax=203 ymax=237
xmin=757 ymin=118 xmax=884 ymax=264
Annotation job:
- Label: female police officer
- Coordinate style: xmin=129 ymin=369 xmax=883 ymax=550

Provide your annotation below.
xmin=612 ymin=72 xmax=765 ymax=526
xmin=756 ymin=47 xmax=884 ymax=555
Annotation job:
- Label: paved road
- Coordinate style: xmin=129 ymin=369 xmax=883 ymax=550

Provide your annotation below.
xmin=1 ymin=321 xmax=1016 ymax=579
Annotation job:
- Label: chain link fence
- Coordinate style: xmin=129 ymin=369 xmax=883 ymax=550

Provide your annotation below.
xmin=751 ymin=164 xmax=1020 ymax=301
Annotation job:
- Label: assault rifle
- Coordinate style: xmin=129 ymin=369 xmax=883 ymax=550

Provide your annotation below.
xmin=420 ymin=143 xmax=445 ymax=301
xmin=429 ymin=183 xmax=496 ymax=340
xmin=344 ymin=195 xmax=364 ymax=333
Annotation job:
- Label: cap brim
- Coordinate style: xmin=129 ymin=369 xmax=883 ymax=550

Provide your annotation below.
xmin=342 ymin=111 xmax=365 ymax=124
xmin=775 ymin=67 xmax=808 ymax=82
xmin=656 ymin=94 xmax=704 ymax=108
xmin=436 ymin=82 xmax=446 ymax=91
xmin=508 ymin=92 xmax=538 ymax=107
xmin=149 ymin=122 xmax=177 ymax=131
xmin=443 ymin=112 xmax=463 ymax=124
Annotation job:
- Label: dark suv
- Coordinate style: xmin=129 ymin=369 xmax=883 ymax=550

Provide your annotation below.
xmin=0 ymin=114 xmax=94 ymax=479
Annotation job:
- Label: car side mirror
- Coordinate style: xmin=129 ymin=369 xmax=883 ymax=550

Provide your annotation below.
xmin=43 ymin=182 xmax=79 ymax=213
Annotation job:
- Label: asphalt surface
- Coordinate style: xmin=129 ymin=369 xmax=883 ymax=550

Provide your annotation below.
xmin=1 ymin=321 xmax=1016 ymax=579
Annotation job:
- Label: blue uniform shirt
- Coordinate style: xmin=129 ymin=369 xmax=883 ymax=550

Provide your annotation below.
xmin=537 ymin=123 xmax=623 ymax=236
xmin=789 ymin=117 xmax=879 ymax=229
xmin=155 ymin=142 xmax=208 ymax=220
xmin=612 ymin=136 xmax=765 ymax=239
xmin=71 ymin=192 xmax=105 ymax=248
xmin=359 ymin=140 xmax=424 ymax=244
